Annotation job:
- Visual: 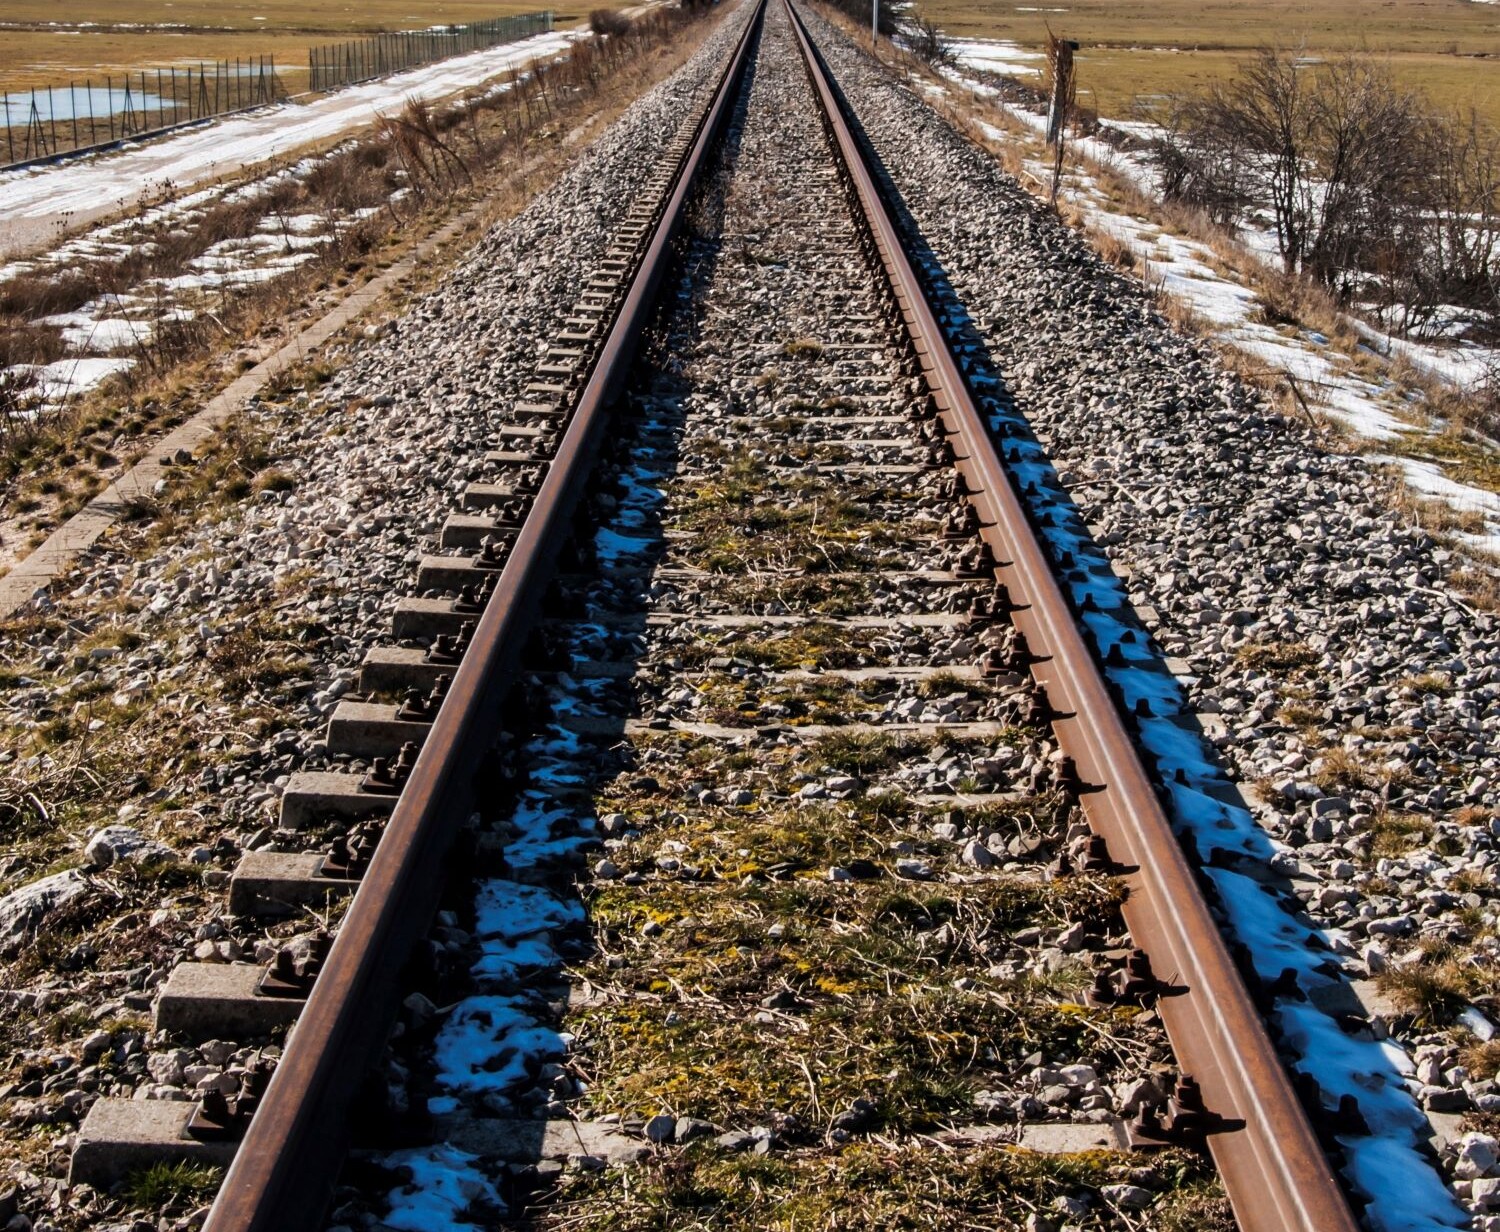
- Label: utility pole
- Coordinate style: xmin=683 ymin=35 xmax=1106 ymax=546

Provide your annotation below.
xmin=872 ymin=0 xmax=877 ymax=45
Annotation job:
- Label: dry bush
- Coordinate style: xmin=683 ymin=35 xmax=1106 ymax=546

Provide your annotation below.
xmin=0 ymin=322 xmax=67 ymax=370
xmin=1146 ymin=48 xmax=1499 ymax=334
xmin=0 ymin=367 xmax=40 ymax=426
xmin=1134 ymin=93 xmax=1254 ymax=228
xmin=1090 ymin=229 xmax=1137 ymax=271
xmin=377 ymin=97 xmax=474 ymax=202
xmin=0 ymin=270 xmax=106 ymax=321
xmin=903 ymin=15 xmax=956 ymax=69
xmin=589 ymin=8 xmax=632 ymax=37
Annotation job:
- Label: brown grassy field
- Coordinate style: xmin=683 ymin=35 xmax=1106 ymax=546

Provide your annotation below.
xmin=918 ymin=0 xmax=1500 ymax=126
xmin=0 ymin=0 xmax=627 ymax=95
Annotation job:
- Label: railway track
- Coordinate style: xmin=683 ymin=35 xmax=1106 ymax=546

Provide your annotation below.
xmin=62 ymin=1 xmax=1408 ymax=1228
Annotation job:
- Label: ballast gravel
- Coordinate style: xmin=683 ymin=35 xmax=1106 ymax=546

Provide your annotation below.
xmin=1 ymin=1 xmax=1495 ymax=1227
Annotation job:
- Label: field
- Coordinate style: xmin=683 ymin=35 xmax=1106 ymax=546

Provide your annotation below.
xmin=0 ymin=0 xmax=626 ymax=96
xmin=917 ymin=0 xmax=1500 ymax=126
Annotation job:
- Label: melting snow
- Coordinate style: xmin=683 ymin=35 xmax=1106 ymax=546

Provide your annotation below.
xmin=429 ymin=995 xmax=566 ymax=1104
xmin=379 ymin=1143 xmax=505 ymax=1230
xmin=983 ymin=396 xmax=1470 ymax=1230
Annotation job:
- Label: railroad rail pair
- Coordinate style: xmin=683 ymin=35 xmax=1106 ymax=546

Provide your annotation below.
xmin=143 ymin=2 xmax=1362 ymax=1228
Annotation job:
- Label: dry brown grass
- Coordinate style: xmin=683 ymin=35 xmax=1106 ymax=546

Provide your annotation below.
xmin=1464 ymin=1039 xmax=1500 ymax=1082
xmin=0 ymin=0 xmax=632 ymax=97
xmin=912 ymin=0 xmax=1500 ymax=129
xmin=1448 ymin=564 xmax=1500 ymax=611
xmin=1376 ymin=939 xmax=1496 ymax=1026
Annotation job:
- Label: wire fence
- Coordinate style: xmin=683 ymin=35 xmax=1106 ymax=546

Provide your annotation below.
xmin=308 ymin=11 xmax=554 ymax=93
xmin=2 ymin=58 xmax=284 ymax=168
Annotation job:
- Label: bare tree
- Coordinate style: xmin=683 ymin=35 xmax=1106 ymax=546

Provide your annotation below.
xmin=1430 ymin=107 xmax=1500 ymax=329
xmin=1138 ymin=92 xmax=1257 ymax=226
xmin=589 ymin=9 xmax=632 ymax=37
xmin=1150 ymin=51 xmax=1432 ymax=284
xmin=1301 ymin=58 xmax=1432 ymax=291
xmin=903 ymin=15 xmax=957 ymax=69
xmin=1207 ymin=50 xmax=1312 ymax=271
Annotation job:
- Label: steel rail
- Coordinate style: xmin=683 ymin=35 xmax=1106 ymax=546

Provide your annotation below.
xmin=781 ymin=4 xmax=1361 ymax=1230
xmin=200 ymin=4 xmax=767 ymax=1228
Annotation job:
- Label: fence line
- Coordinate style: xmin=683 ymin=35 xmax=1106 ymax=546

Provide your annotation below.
xmin=308 ymin=11 xmax=554 ymax=93
xmin=2 ymin=57 xmax=283 ymax=169
xmin=1 ymin=10 xmax=553 ymax=172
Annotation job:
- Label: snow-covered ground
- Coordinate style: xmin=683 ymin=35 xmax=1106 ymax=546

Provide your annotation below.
xmin=938 ymin=39 xmax=1500 ymax=556
xmin=0 ymin=19 xmax=603 ymax=407
xmin=0 ymin=26 xmax=582 ymax=260
xmin=948 ymin=37 xmax=1042 ymax=79
xmin=1 ymin=195 xmax=381 ymax=409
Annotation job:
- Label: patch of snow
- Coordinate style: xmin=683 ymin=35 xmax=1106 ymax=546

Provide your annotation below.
xmin=43 ymin=315 xmax=151 ymax=351
xmin=947 ymin=37 xmax=1044 ymax=79
xmin=429 ymin=994 xmax=566 ymax=1103
xmin=22 ymin=355 xmax=134 ymax=400
xmin=379 ymin=1143 xmax=504 ymax=1230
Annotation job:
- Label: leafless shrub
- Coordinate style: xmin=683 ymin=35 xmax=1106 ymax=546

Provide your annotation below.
xmin=0 ymin=322 xmax=66 ymax=370
xmin=1135 ymin=94 xmax=1256 ymax=227
xmin=589 ymin=8 xmax=632 ymax=37
xmin=1426 ymin=108 xmax=1500 ymax=339
xmin=0 ymin=270 xmax=105 ymax=321
xmin=0 ymin=366 xmax=39 ymax=422
xmin=902 ymin=16 xmax=956 ymax=69
xmin=1153 ymin=52 xmax=1430 ymax=286
xmin=1147 ymin=48 xmax=1500 ymax=336
xmin=377 ymin=97 xmax=474 ymax=201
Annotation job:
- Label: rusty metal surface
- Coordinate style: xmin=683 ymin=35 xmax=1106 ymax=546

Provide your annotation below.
xmin=780 ymin=4 xmax=1360 ymax=1229
xmin=201 ymin=5 xmax=767 ymax=1229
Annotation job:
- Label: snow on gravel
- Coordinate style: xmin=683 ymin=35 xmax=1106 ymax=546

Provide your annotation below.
xmin=379 ymin=1144 xmax=506 ymax=1229
xmin=0 ymin=27 xmax=582 ymax=259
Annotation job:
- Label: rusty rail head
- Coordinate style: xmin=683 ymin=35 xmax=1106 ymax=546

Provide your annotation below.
xmin=779 ymin=4 xmax=1360 ymax=1230
xmin=201 ymin=5 xmax=766 ymax=1230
